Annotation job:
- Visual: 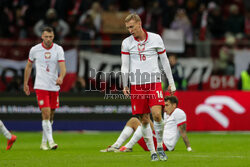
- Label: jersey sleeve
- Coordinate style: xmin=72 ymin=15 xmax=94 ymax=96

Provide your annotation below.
xmin=156 ymin=35 xmax=166 ymax=54
xmin=121 ymin=39 xmax=130 ymax=55
xmin=157 ymin=35 xmax=175 ymax=90
xmin=121 ymin=39 xmax=130 ymax=87
xmin=28 ymin=47 xmax=35 ymax=63
xmin=173 ymin=109 xmax=187 ymax=126
xmin=57 ymin=46 xmax=65 ymax=62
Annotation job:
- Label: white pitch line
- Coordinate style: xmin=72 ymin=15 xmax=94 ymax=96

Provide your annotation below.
xmin=173 ymin=154 xmax=245 ymax=158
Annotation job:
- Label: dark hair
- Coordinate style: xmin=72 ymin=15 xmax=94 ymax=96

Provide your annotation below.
xmin=164 ymin=96 xmax=178 ymax=106
xmin=42 ymin=26 xmax=54 ymax=33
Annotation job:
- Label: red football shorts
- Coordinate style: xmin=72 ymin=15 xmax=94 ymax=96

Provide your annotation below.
xmin=35 ymin=89 xmax=59 ymax=109
xmin=137 ymin=133 xmax=167 ymax=151
xmin=130 ymin=82 xmax=165 ymax=115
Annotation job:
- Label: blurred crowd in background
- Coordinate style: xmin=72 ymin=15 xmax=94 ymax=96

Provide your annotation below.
xmin=1 ymin=0 xmax=250 ymax=43
xmin=0 ymin=0 xmax=250 ymax=92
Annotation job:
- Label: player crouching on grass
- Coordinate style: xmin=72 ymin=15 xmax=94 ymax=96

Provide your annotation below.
xmin=100 ymin=96 xmax=192 ymax=153
xmin=0 ymin=120 xmax=17 ymax=150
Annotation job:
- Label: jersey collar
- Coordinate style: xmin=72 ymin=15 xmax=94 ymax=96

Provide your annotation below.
xmin=133 ymin=29 xmax=148 ymax=43
xmin=42 ymin=42 xmax=54 ymax=50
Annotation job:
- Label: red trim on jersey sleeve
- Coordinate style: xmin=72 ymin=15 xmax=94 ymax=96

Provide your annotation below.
xmin=28 ymin=59 xmax=33 ymax=63
xmin=121 ymin=51 xmax=130 ymax=55
xmin=58 ymin=60 xmax=65 ymax=62
xmin=157 ymin=49 xmax=166 ymax=54
xmin=42 ymin=42 xmax=54 ymax=50
xmin=177 ymin=121 xmax=186 ymax=127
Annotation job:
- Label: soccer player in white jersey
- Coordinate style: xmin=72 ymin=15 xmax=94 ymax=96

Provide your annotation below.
xmin=120 ymin=13 xmax=176 ymax=161
xmin=23 ymin=26 xmax=66 ymax=150
xmin=0 ymin=120 xmax=17 ymax=150
xmin=100 ymin=96 xmax=192 ymax=153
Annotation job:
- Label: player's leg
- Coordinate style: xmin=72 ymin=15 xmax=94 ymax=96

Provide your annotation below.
xmin=41 ymin=108 xmax=55 ymax=146
xmin=151 ymin=105 xmax=164 ymax=148
xmin=0 ymin=120 xmax=12 ymax=140
xmin=140 ymin=113 xmax=158 ymax=161
xmin=163 ymin=130 xmax=180 ymax=151
xmin=100 ymin=117 xmax=138 ymax=152
xmin=112 ymin=117 xmax=138 ymax=148
xmin=41 ymin=107 xmax=57 ymax=149
xmin=0 ymin=120 xmax=16 ymax=150
xmin=121 ymin=117 xmax=142 ymax=151
xmin=47 ymin=91 xmax=59 ymax=150
xmin=151 ymin=105 xmax=167 ymax=161
xmin=149 ymin=83 xmax=167 ymax=161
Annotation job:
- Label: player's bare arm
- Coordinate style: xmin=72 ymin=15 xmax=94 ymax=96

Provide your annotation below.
xmin=56 ymin=62 xmax=66 ymax=85
xmin=23 ymin=60 xmax=33 ymax=96
xmin=178 ymin=123 xmax=192 ymax=151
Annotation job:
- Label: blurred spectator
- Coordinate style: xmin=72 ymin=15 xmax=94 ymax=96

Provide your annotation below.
xmin=76 ymin=13 xmax=96 ymax=50
xmin=0 ymin=1 xmax=16 ymax=38
xmin=161 ymin=0 xmax=177 ymax=29
xmin=225 ymin=4 xmax=244 ymax=38
xmin=207 ymin=6 xmax=225 ymax=39
xmin=78 ymin=2 xmax=102 ymax=50
xmin=244 ymin=10 xmax=250 ymax=38
xmin=168 ymin=54 xmax=186 ymax=90
xmin=238 ymin=63 xmax=250 ymax=90
xmin=78 ymin=2 xmax=102 ymax=35
xmin=128 ymin=0 xmax=145 ymax=20
xmin=215 ymin=34 xmax=236 ymax=75
xmin=184 ymin=0 xmax=199 ymax=20
xmin=34 ymin=8 xmax=70 ymax=40
xmin=193 ymin=2 xmax=216 ymax=57
xmin=170 ymin=9 xmax=193 ymax=44
xmin=144 ymin=0 xmax=162 ymax=34
xmin=25 ymin=0 xmax=50 ymax=26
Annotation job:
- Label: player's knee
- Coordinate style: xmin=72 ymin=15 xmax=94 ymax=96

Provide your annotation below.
xmin=42 ymin=112 xmax=50 ymax=120
xmin=166 ymin=145 xmax=175 ymax=151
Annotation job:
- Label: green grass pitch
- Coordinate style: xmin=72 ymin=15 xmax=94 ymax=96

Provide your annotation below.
xmin=0 ymin=131 xmax=250 ymax=167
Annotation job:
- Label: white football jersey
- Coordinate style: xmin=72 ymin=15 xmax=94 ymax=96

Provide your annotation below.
xmin=121 ymin=31 xmax=166 ymax=85
xmin=28 ymin=43 xmax=65 ymax=91
xmin=163 ymin=108 xmax=186 ymax=151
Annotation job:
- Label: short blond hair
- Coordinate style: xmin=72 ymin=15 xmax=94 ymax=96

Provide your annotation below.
xmin=125 ymin=13 xmax=141 ymax=23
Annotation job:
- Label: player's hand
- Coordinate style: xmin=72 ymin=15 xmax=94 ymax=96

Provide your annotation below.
xmin=56 ymin=77 xmax=63 ymax=85
xmin=123 ymin=86 xmax=130 ymax=96
xmin=23 ymin=84 xmax=30 ymax=96
xmin=167 ymin=85 xmax=176 ymax=96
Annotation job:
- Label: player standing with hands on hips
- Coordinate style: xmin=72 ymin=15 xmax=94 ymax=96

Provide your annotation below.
xmin=121 ymin=13 xmax=176 ymax=161
xmin=23 ymin=26 xmax=66 ymax=150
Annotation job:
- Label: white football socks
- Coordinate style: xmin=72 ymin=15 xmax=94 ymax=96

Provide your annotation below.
xmin=42 ymin=121 xmax=53 ymax=143
xmin=42 ymin=120 xmax=54 ymax=144
xmin=0 ymin=120 xmax=12 ymax=140
xmin=125 ymin=125 xmax=142 ymax=148
xmin=112 ymin=126 xmax=134 ymax=148
xmin=154 ymin=120 xmax=164 ymax=148
xmin=141 ymin=123 xmax=156 ymax=155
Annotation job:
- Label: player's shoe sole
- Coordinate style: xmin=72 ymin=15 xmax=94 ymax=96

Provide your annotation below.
xmin=100 ymin=146 xmax=119 ymax=152
xmin=6 ymin=135 xmax=17 ymax=150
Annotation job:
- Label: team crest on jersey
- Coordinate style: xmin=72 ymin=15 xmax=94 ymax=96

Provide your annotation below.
xmin=44 ymin=52 xmax=51 ymax=59
xmin=137 ymin=43 xmax=145 ymax=52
